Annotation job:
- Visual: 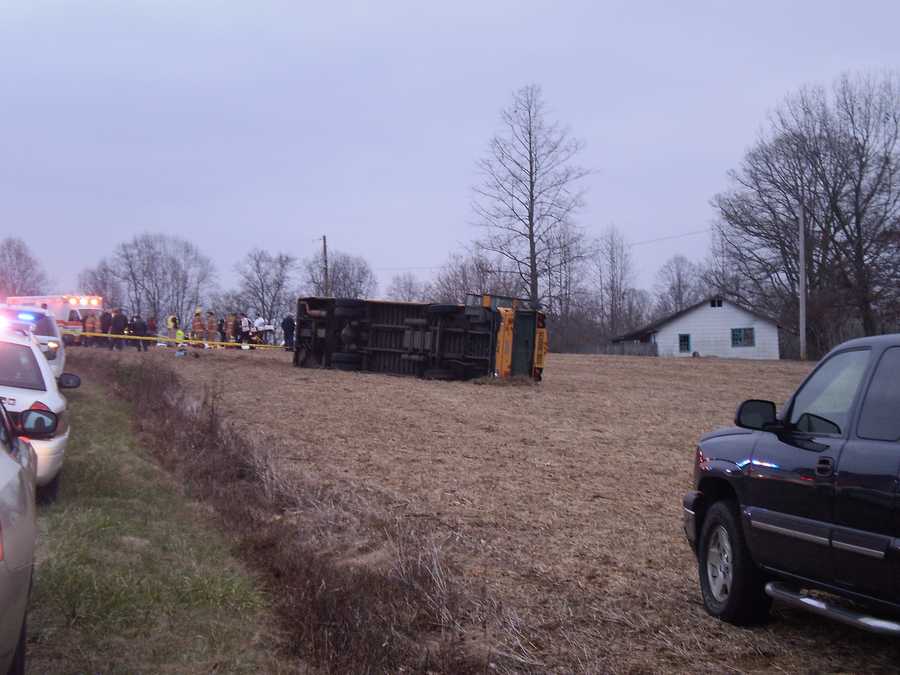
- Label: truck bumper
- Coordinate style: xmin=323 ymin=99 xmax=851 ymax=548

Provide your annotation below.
xmin=682 ymin=491 xmax=702 ymax=553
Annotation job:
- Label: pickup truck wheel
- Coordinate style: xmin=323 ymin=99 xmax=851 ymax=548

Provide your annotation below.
xmin=698 ymin=500 xmax=770 ymax=625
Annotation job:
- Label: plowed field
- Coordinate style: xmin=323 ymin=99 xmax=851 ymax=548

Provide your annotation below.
xmin=77 ymin=347 xmax=900 ymax=672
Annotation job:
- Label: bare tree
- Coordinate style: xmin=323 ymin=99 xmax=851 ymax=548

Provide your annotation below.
xmin=303 ymin=250 xmax=377 ymax=299
xmin=473 ymin=84 xmax=588 ymax=303
xmin=713 ymin=72 xmax=900 ymax=354
xmin=593 ymin=226 xmax=634 ymax=338
xmin=235 ymin=248 xmax=297 ymax=321
xmin=78 ymin=259 xmax=124 ymax=308
xmin=111 ymin=233 xmax=216 ymax=322
xmin=653 ymin=255 xmax=705 ymax=316
xmin=386 ymin=272 xmax=426 ymax=302
xmin=424 ymin=251 xmax=521 ymax=304
xmin=0 ymin=237 xmax=47 ymax=298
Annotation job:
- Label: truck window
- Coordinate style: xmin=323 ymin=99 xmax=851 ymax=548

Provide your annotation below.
xmin=858 ymin=347 xmax=900 ymax=442
xmin=0 ymin=343 xmax=46 ymax=391
xmin=790 ymin=349 xmax=870 ymax=435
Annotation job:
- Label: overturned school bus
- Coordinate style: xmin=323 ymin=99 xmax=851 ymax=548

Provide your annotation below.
xmin=293 ymin=293 xmax=548 ymax=380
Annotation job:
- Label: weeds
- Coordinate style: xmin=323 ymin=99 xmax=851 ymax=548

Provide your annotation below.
xmin=76 ymin=352 xmax=500 ymax=674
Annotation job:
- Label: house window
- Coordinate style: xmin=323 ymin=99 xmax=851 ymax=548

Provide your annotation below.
xmin=731 ymin=327 xmax=755 ymax=348
xmin=710 ymin=296 xmax=723 ymax=308
xmin=679 ymin=334 xmax=691 ymax=353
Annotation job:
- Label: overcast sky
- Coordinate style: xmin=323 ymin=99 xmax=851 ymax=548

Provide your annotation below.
xmin=2 ymin=0 xmax=898 ymax=294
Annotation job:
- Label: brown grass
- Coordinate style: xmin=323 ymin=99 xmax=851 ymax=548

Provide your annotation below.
xmin=69 ymin=348 xmax=900 ymax=672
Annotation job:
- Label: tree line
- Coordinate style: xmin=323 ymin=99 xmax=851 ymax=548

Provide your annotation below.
xmin=3 ymin=71 xmax=897 ymax=357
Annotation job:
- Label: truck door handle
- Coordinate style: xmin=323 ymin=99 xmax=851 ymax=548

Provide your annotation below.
xmin=816 ymin=456 xmax=834 ymax=476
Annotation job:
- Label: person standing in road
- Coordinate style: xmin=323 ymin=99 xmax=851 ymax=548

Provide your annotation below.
xmin=131 ymin=314 xmax=148 ymax=352
xmin=109 ymin=308 xmax=127 ymax=350
xmin=281 ymin=314 xmax=295 ymax=350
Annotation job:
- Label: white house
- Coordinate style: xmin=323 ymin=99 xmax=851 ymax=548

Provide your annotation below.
xmin=613 ymin=296 xmax=780 ymax=360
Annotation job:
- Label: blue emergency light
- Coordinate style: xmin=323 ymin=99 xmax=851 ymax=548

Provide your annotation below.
xmin=17 ymin=312 xmax=35 ymax=321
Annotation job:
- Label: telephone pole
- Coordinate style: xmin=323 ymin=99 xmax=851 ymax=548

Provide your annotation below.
xmin=322 ymin=235 xmax=329 ymax=297
xmin=798 ymin=207 xmax=807 ymax=360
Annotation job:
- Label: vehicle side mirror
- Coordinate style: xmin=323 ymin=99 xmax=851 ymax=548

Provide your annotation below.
xmin=57 ymin=373 xmax=81 ymax=389
xmin=735 ymin=399 xmax=777 ymax=430
xmin=19 ymin=409 xmax=58 ymax=439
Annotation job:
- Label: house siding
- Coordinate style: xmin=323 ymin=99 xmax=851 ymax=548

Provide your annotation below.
xmin=653 ymin=301 xmax=780 ymax=359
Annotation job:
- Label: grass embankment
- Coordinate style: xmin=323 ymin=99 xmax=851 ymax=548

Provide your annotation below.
xmin=27 ymin=376 xmax=297 ymax=674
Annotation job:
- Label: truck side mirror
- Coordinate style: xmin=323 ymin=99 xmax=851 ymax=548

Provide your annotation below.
xmin=735 ymin=399 xmax=777 ymax=430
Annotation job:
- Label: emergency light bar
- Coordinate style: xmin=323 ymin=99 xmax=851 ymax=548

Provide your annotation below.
xmin=17 ymin=313 xmax=35 ymax=322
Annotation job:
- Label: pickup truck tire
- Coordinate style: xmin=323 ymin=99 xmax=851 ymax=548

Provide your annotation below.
xmin=698 ymin=500 xmax=771 ymax=625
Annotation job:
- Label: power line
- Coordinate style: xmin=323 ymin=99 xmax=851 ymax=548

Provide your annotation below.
xmin=628 ymin=228 xmax=709 ymax=247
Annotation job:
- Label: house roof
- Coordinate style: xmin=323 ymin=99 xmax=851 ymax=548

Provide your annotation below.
xmin=612 ymin=296 xmax=780 ymax=343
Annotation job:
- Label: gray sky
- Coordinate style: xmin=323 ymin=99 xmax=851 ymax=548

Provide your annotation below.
xmin=2 ymin=0 xmax=898 ymax=294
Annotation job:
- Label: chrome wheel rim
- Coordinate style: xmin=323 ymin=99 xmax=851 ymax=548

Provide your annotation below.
xmin=706 ymin=525 xmax=733 ymax=603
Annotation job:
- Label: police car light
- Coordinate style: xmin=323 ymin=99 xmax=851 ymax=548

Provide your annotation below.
xmin=17 ymin=313 xmax=35 ymax=322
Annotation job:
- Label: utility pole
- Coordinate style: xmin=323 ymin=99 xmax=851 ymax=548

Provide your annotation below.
xmin=322 ymin=235 xmax=329 ymax=297
xmin=798 ymin=207 xmax=807 ymax=360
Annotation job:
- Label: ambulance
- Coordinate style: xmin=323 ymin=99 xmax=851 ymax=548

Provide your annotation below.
xmin=5 ymin=295 xmax=104 ymax=345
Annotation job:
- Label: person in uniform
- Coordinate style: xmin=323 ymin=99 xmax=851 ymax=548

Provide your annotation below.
xmin=191 ymin=309 xmax=205 ymax=343
xmin=205 ymin=311 xmax=217 ymax=345
xmin=83 ymin=312 xmax=98 ymax=347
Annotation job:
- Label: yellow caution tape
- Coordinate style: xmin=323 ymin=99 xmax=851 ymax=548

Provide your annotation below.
xmin=63 ymin=330 xmax=284 ymax=350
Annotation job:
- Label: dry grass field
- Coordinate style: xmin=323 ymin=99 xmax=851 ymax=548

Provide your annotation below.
xmin=76 ymin=348 xmax=900 ymax=672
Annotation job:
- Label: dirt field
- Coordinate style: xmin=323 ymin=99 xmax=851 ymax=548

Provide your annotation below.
xmin=78 ymin=348 xmax=900 ymax=672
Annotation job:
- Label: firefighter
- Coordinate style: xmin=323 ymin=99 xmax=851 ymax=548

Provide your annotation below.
xmin=109 ymin=308 xmax=127 ymax=351
xmin=205 ymin=311 xmax=217 ymax=345
xmin=166 ymin=314 xmax=179 ymax=341
xmin=191 ymin=309 xmax=204 ymax=343
xmin=224 ymin=313 xmax=234 ymax=343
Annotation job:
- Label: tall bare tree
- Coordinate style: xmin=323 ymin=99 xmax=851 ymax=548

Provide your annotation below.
xmin=235 ymin=248 xmax=297 ymax=321
xmin=0 ymin=237 xmax=47 ymax=298
xmin=303 ymin=250 xmax=377 ymax=299
xmin=386 ymin=272 xmax=426 ymax=302
xmin=424 ymin=252 xmax=520 ymax=304
xmin=473 ymin=84 xmax=588 ymax=303
xmin=713 ymin=72 xmax=900 ymax=354
xmin=594 ymin=226 xmax=635 ymax=338
xmin=78 ymin=258 xmax=124 ymax=308
xmin=653 ymin=255 xmax=705 ymax=316
xmin=111 ymin=233 xmax=215 ymax=322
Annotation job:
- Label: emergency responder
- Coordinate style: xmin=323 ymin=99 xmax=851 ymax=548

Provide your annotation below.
xmin=231 ymin=314 xmax=241 ymax=345
xmin=83 ymin=312 xmax=98 ymax=347
xmin=205 ymin=311 xmax=217 ymax=345
xmin=109 ymin=308 xmax=127 ymax=350
xmin=166 ymin=314 xmax=179 ymax=341
xmin=217 ymin=316 xmax=226 ymax=343
xmin=147 ymin=316 xmax=158 ymax=339
xmin=131 ymin=314 xmax=148 ymax=352
xmin=281 ymin=314 xmax=295 ymax=350
xmin=99 ymin=309 xmax=112 ymax=347
xmin=239 ymin=312 xmax=251 ymax=345
xmin=191 ymin=309 xmax=204 ymax=343
xmin=224 ymin=313 xmax=234 ymax=342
